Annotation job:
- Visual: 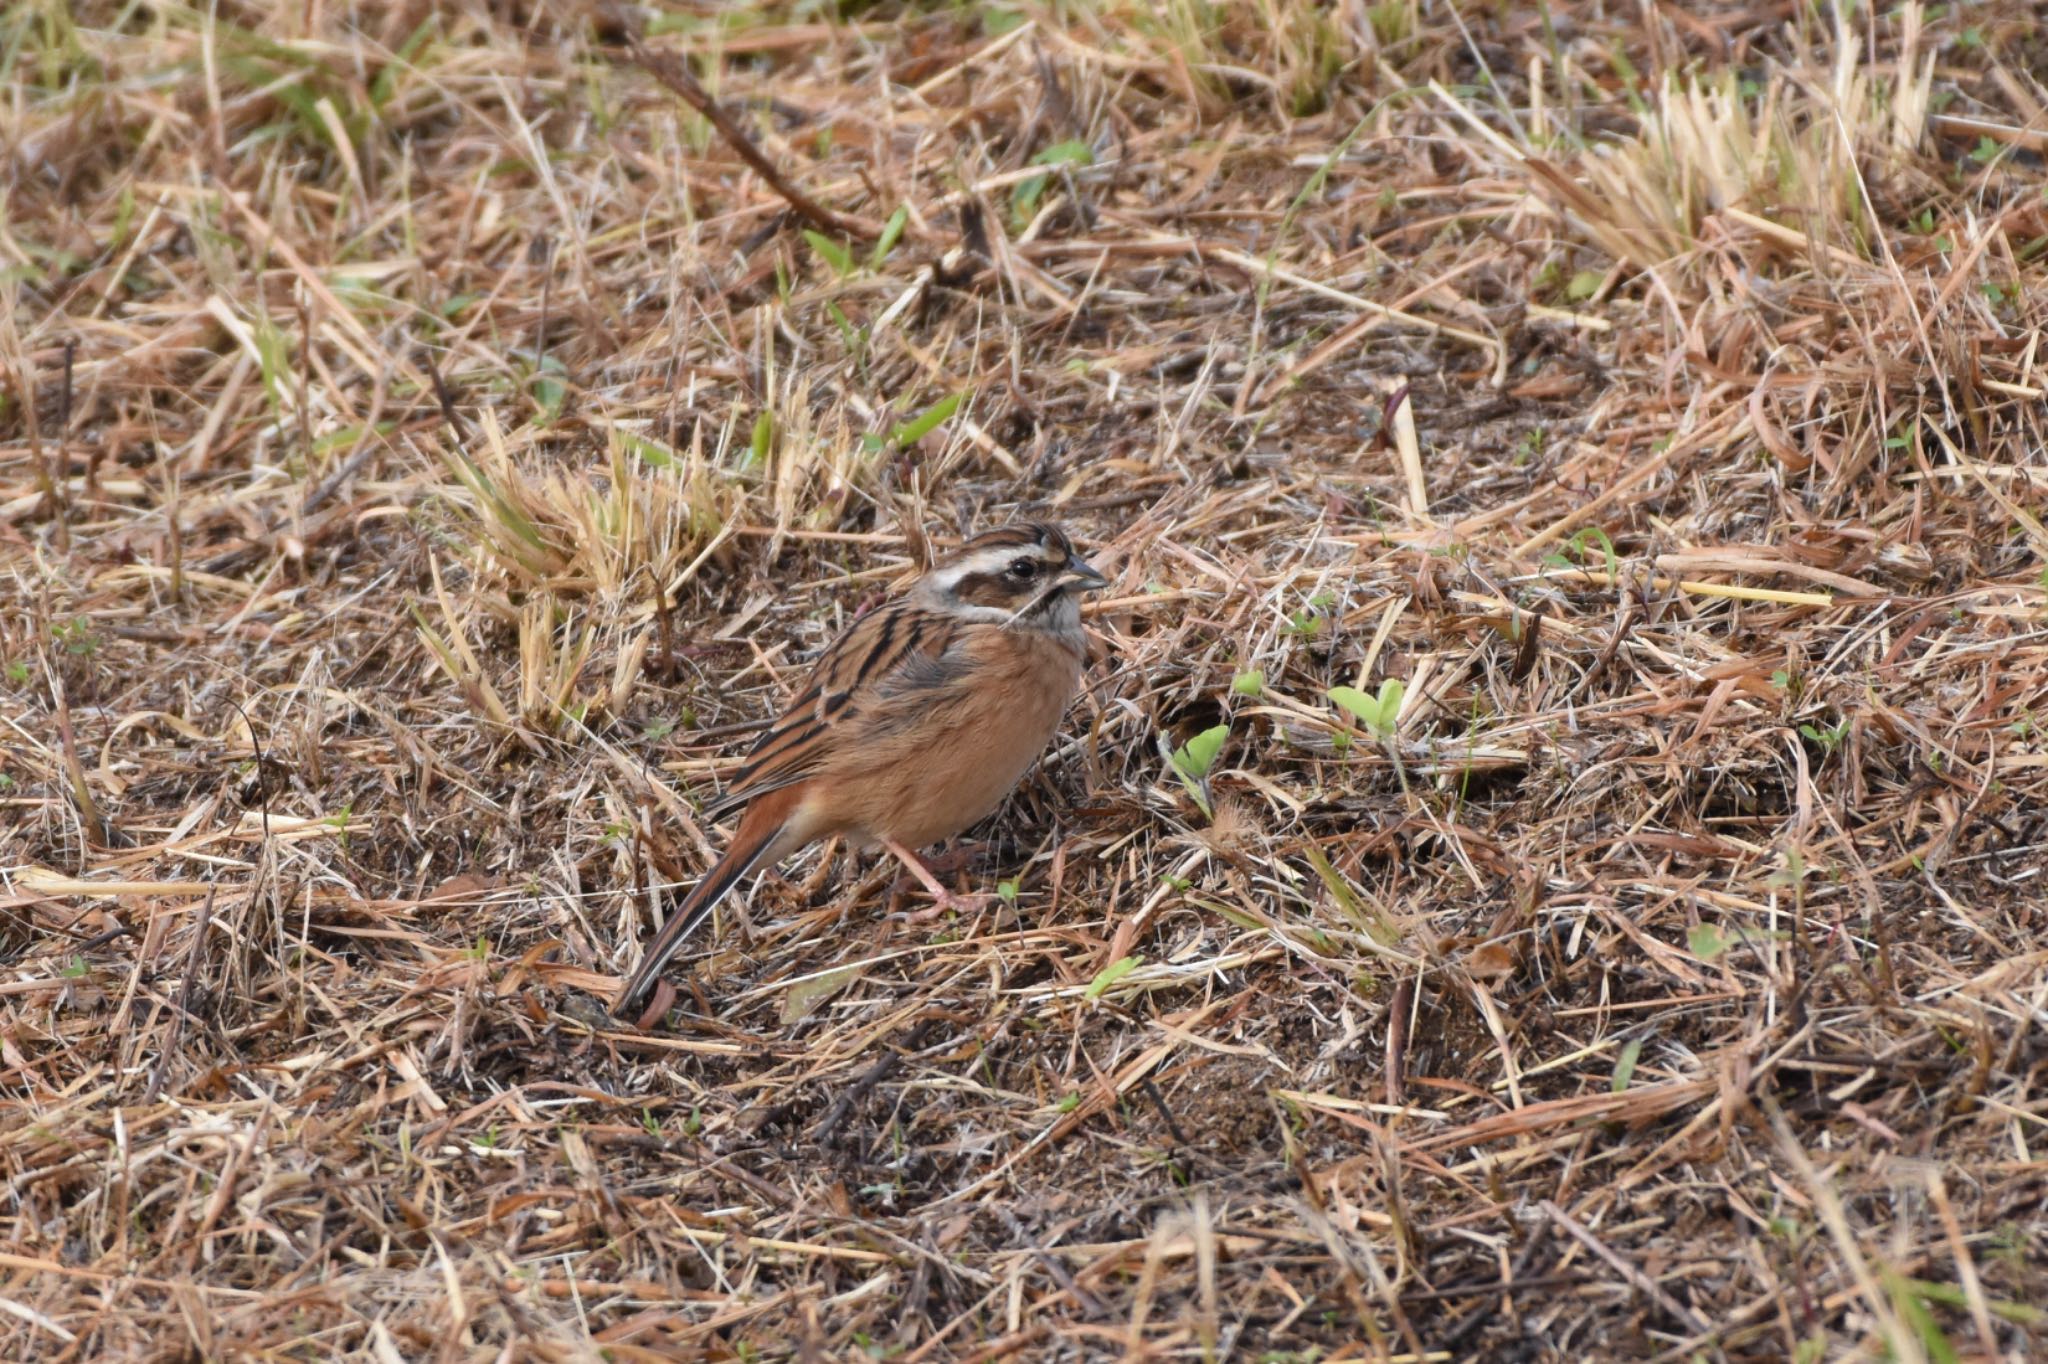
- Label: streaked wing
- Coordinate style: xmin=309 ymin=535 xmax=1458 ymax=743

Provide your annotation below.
xmin=702 ymin=600 xmax=963 ymax=821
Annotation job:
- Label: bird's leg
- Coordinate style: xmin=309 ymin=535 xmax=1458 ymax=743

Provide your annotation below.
xmin=914 ymin=841 xmax=984 ymax=879
xmin=879 ymin=838 xmax=992 ymax=920
xmin=879 ymin=837 xmax=955 ymax=903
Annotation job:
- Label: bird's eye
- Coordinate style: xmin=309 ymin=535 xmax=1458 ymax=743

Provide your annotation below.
xmin=1008 ymin=557 xmax=1040 ymax=579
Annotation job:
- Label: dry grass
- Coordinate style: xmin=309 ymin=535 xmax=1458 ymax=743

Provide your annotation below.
xmin=4 ymin=0 xmax=2048 ymax=1357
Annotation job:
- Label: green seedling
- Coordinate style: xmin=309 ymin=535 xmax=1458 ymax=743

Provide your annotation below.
xmin=826 ymin=301 xmax=871 ymax=380
xmin=1798 ymin=715 xmax=1849 ymax=756
xmin=324 ymin=802 xmax=354 ymax=844
xmin=527 ymin=354 xmax=568 ymax=425
xmin=1084 ymin=954 xmax=1141 ymax=1001
xmin=1689 ymin=923 xmax=1729 ymax=960
xmin=890 ymin=391 xmax=964 ymax=448
xmin=1328 ymin=678 xmax=1404 ymax=741
xmin=1301 ymin=842 xmax=1401 ymax=945
xmin=869 ymin=205 xmax=908 ymax=269
xmin=1165 ymin=723 xmax=1229 ymax=818
xmin=1881 ymin=1266 xmax=1962 ymax=1364
xmin=1610 ymin=1037 xmax=1642 ymax=1093
xmin=1012 ymin=139 xmax=1093 ymax=227
xmin=1542 ymin=526 xmax=1619 ymax=579
xmin=1288 ymin=591 xmax=1336 ymax=639
xmin=801 ymin=229 xmax=853 ymax=278
xmin=1330 ymin=678 xmax=1409 ymax=792
xmin=52 ymin=618 xmax=100 ymax=657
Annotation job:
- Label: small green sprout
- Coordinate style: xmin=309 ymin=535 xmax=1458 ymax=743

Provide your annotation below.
xmin=1084 ymin=954 xmax=1141 ymax=1001
xmin=801 ymin=229 xmax=853 ymax=277
xmin=1328 ymin=678 xmax=1405 ymax=742
xmin=1012 ymin=139 xmax=1094 ymax=226
xmin=868 ymin=205 xmax=908 ymax=269
xmin=1610 ymin=1038 xmax=1642 ymax=1093
xmin=526 ymin=354 xmax=568 ymax=425
xmin=1284 ymin=591 xmax=1335 ymax=639
xmin=890 ymin=391 xmax=964 ymax=448
xmin=1688 ymin=923 xmax=1729 ymax=960
xmin=1798 ymin=716 xmax=1849 ymax=756
xmin=52 ymin=618 xmax=99 ymax=657
xmin=1545 ymin=526 xmax=1618 ymax=579
xmin=1166 ymin=723 xmax=1229 ymax=817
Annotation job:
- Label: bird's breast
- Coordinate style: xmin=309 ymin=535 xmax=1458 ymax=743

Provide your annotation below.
xmin=812 ymin=629 xmax=1084 ymax=849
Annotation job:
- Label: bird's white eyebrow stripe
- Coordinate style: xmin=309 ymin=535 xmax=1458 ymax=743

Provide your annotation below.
xmin=927 ymin=544 xmax=1048 ymax=590
xmin=962 ymin=544 xmax=1043 ymax=572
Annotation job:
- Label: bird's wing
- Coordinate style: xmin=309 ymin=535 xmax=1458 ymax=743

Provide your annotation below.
xmin=701 ymin=600 xmax=967 ymax=822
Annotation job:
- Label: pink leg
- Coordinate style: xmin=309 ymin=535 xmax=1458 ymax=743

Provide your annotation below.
xmin=879 ymin=838 xmax=990 ymax=919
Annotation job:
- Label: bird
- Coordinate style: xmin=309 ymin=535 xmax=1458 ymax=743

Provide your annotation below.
xmin=613 ymin=521 xmax=1110 ymax=1020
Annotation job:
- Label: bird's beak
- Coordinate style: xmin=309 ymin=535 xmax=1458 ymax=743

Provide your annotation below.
xmin=1058 ymin=553 xmax=1110 ymax=592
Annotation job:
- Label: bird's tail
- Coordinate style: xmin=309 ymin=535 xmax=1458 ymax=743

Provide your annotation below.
xmin=612 ymin=798 xmax=791 ymax=1018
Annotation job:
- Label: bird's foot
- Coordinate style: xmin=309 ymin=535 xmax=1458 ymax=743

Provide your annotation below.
xmin=878 ymin=838 xmax=998 ymax=922
xmin=899 ymin=888 xmax=996 ymax=923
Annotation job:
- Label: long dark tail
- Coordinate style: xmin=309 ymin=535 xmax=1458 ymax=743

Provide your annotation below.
xmin=612 ymin=799 xmax=789 ymax=1018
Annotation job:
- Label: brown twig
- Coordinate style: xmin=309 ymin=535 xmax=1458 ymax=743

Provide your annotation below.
xmin=142 ymin=883 xmax=218 ymax=1104
xmin=422 ymin=346 xmax=467 ymax=437
xmin=1385 ymin=973 xmax=1413 ymax=1107
xmin=1541 ymin=1199 xmax=1711 ymax=1334
xmin=815 ymin=1017 xmax=939 ymax=1144
xmin=612 ymin=10 xmax=882 ymax=243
